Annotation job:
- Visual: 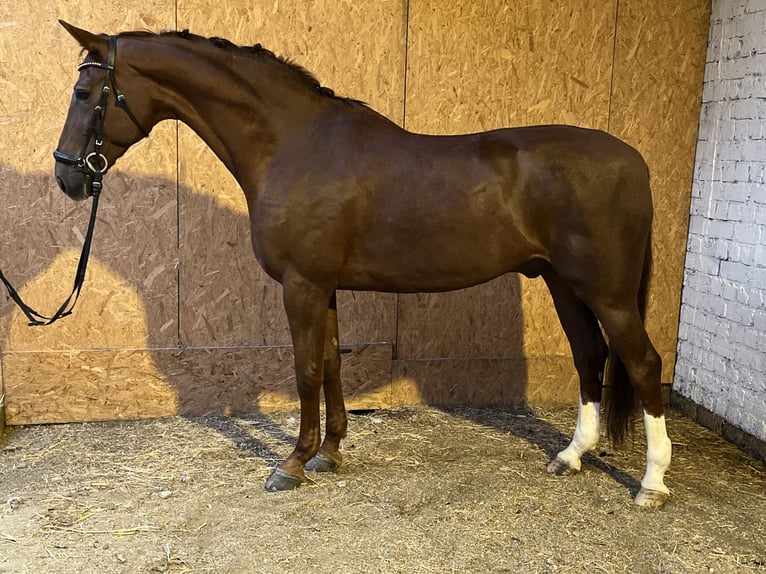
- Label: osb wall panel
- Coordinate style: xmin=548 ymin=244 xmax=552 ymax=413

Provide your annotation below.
xmin=4 ymin=344 xmax=391 ymax=425
xmin=0 ymin=5 xmax=178 ymax=351
xmin=175 ymin=0 xmax=404 ymax=349
xmin=392 ymin=356 xmax=579 ymax=407
xmin=398 ymin=0 xmax=709 ymax=393
xmin=0 ymin=4 xmax=179 ymax=425
xmin=0 ymin=1 xmax=709 ymax=424
xmin=1 ymin=2 xmax=403 ymax=424
xmin=397 ymin=0 xmax=617 ymax=399
xmin=608 ymin=0 xmax=711 ymax=382
xmin=405 ymin=0 xmax=616 ymax=133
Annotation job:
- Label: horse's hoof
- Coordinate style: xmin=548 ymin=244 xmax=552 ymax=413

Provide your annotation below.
xmin=305 ymin=451 xmax=340 ymax=473
xmin=634 ymin=487 xmax=669 ymax=508
xmin=546 ymin=456 xmax=578 ymax=476
xmin=264 ymin=468 xmax=304 ymax=492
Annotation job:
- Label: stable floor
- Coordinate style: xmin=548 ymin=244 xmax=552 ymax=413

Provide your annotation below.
xmin=1 ymin=405 xmax=764 ymax=573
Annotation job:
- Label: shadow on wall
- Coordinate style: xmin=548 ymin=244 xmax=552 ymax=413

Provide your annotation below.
xmin=2 ymin=164 xmax=641 ymax=497
xmin=0 ymin=163 xmax=530 ymax=423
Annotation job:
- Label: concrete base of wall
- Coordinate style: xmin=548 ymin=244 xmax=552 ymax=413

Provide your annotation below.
xmin=671 ymin=390 xmax=766 ymax=464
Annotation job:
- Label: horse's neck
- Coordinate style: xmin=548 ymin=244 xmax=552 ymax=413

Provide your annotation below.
xmin=140 ymin=40 xmax=327 ymax=184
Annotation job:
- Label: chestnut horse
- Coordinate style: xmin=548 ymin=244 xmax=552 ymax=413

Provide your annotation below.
xmin=53 ymin=21 xmax=672 ymax=507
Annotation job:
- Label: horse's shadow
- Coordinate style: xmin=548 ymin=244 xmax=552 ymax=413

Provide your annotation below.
xmin=202 ymin=404 xmax=641 ymax=498
xmin=448 ymin=405 xmax=643 ymax=497
xmin=0 ymin=163 xmax=638 ymax=496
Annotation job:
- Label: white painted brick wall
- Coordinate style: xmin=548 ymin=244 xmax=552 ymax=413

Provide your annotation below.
xmin=674 ymin=0 xmax=766 ymax=442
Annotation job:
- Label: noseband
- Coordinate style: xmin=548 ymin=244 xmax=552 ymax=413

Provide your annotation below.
xmin=53 ymin=34 xmax=149 ymax=197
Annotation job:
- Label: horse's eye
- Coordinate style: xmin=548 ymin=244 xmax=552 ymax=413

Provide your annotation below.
xmin=75 ymin=89 xmax=91 ymax=101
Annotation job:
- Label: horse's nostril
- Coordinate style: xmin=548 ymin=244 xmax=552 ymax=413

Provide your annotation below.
xmin=56 ymin=176 xmax=66 ymax=193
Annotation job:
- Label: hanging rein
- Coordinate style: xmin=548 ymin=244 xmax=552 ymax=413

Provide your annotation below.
xmin=0 ymin=35 xmax=148 ymax=326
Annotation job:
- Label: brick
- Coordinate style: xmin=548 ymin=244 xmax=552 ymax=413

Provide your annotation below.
xmin=749 ymin=74 xmax=766 ymax=99
xmin=690 ymin=196 xmax=710 ymax=217
xmin=730 ymin=97 xmax=756 ymax=119
xmin=708 ymin=219 xmax=735 ymax=239
xmin=701 ymin=80 xmax=720 ymax=105
xmin=734 ymin=118 xmax=753 ymax=143
xmin=721 ymin=260 xmax=762 ymax=285
xmin=703 ymin=62 xmax=721 ymax=88
xmin=716 ymin=140 xmax=744 ymax=161
xmin=717 ymin=119 xmax=736 ymax=144
xmin=687 ymin=233 xmax=703 ymax=254
xmin=745 ymin=328 xmax=766 ymax=356
xmin=713 ymin=198 xmax=732 ymax=219
xmin=736 ymin=285 xmax=752 ymax=305
xmin=737 ymin=202 xmax=757 ymax=223
xmin=711 ymin=2 xmax=737 ymax=21
xmin=741 ymin=7 xmax=766 ymax=31
xmin=727 ymin=201 xmax=745 ymax=220
xmin=720 ymin=161 xmax=739 ymax=183
xmin=677 ymin=322 xmax=689 ymax=342
xmin=707 ymin=19 xmax=724 ymax=55
xmin=754 ymin=243 xmax=766 ymax=265
xmin=713 ymin=238 xmax=730 ymax=260
xmin=748 ymin=286 xmax=765 ymax=307
xmin=723 ymin=279 xmax=741 ymax=302
xmin=744 ymin=0 xmax=766 ymax=16
xmin=688 ymin=214 xmax=710 ymax=235
xmin=693 ymin=308 xmax=709 ymax=330
xmin=708 ymin=275 xmax=724 ymax=297
xmin=733 ymin=222 xmax=761 ymax=243
xmin=742 ymin=139 xmax=766 ymax=161
xmin=697 ymin=157 xmax=719 ymax=183
xmin=754 ymin=310 xmax=766 ymax=331
xmin=720 ymin=181 xmax=751 ymax=202
xmin=732 ymin=242 xmax=756 ymax=265
xmin=679 ymin=304 xmax=697 ymax=327
xmin=689 ymin=252 xmax=723 ymax=275
xmin=698 ymin=104 xmax=719 ymax=135
xmin=749 ymin=120 xmax=764 ymax=141
xmin=729 ymin=300 xmax=756 ymax=326
xmin=735 ymin=162 xmax=751 ymax=183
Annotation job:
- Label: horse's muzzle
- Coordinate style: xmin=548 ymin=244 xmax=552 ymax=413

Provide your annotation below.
xmin=54 ymin=161 xmax=91 ymax=201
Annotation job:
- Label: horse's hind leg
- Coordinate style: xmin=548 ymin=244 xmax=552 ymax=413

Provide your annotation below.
xmin=305 ymin=292 xmax=348 ymax=473
xmin=543 ymin=270 xmax=608 ymax=476
xmin=595 ymin=306 xmax=672 ymax=507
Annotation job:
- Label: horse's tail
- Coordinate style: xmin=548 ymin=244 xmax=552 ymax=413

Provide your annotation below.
xmin=605 ymin=228 xmax=652 ymax=445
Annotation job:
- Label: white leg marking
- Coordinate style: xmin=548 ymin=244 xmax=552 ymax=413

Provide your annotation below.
xmin=641 ymin=411 xmax=672 ymax=494
xmin=556 ymin=399 xmax=601 ymax=471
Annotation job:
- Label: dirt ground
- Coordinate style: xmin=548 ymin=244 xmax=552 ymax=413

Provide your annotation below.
xmin=1 ymin=405 xmax=764 ymax=574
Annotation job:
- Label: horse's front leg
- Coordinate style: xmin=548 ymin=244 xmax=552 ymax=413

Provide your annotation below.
xmin=265 ymin=272 xmax=332 ymax=491
xmin=306 ymin=292 xmax=347 ymax=473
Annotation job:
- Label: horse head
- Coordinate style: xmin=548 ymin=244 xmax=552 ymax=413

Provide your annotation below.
xmin=54 ymin=21 xmax=151 ymax=200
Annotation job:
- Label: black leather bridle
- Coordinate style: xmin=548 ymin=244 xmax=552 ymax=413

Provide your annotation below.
xmin=0 ymin=35 xmax=148 ymax=326
xmin=53 ymin=34 xmax=149 ymax=196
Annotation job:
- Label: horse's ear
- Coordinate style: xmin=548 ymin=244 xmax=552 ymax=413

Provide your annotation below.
xmin=59 ymin=20 xmax=108 ymax=56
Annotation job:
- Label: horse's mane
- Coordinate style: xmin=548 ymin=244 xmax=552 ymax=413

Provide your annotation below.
xmin=118 ymin=29 xmax=364 ymax=106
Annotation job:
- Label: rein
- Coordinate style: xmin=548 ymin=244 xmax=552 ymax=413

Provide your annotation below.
xmin=0 ymin=35 xmax=147 ymax=326
xmin=0 ymin=192 xmax=101 ymax=326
